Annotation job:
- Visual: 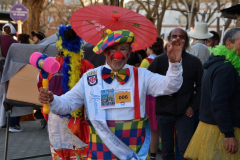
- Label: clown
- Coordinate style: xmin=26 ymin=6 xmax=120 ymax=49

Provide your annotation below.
xmin=37 ymin=25 xmax=94 ymax=160
xmin=39 ymin=29 xmax=184 ymax=160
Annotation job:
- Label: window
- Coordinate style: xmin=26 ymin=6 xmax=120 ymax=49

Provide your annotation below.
xmin=179 ymin=14 xmax=187 ymax=25
xmin=64 ymin=0 xmax=80 ymax=5
xmin=48 ymin=0 xmax=54 ymax=3
xmin=48 ymin=15 xmax=54 ymax=23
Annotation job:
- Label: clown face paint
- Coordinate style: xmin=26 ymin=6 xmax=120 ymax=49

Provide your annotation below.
xmin=104 ymin=43 xmax=131 ymax=71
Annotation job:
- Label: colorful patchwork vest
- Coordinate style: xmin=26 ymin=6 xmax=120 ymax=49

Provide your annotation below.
xmin=83 ymin=66 xmax=150 ymax=160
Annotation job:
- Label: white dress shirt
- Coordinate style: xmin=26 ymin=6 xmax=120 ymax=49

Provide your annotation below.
xmin=50 ymin=62 xmax=183 ymax=120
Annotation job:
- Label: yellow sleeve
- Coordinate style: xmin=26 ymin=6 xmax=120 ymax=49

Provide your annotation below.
xmin=140 ymin=59 xmax=150 ymax=68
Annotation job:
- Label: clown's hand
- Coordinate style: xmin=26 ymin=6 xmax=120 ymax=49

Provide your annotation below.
xmin=167 ymin=37 xmax=185 ymax=63
xmin=38 ymin=87 xmax=53 ymax=104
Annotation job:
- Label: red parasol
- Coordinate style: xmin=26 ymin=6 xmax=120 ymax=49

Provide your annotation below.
xmin=70 ymin=5 xmax=158 ymax=52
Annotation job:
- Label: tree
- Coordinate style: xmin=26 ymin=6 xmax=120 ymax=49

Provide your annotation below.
xmin=126 ymin=0 xmax=172 ymax=35
xmin=0 ymin=0 xmax=17 ymax=11
xmin=171 ymin=0 xmax=200 ymax=30
xmin=156 ymin=0 xmax=172 ymax=35
xmin=22 ymin=0 xmax=45 ymax=35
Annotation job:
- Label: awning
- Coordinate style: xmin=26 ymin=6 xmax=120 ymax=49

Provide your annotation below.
xmin=220 ymin=4 xmax=240 ymax=19
xmin=0 ymin=12 xmax=12 ymax=21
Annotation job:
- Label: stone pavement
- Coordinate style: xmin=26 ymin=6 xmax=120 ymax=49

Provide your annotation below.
xmin=0 ymin=119 xmax=162 ymax=160
xmin=0 ymin=119 xmax=51 ymax=160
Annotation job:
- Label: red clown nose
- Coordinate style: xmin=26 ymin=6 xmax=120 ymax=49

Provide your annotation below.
xmin=114 ymin=52 xmax=123 ymax=59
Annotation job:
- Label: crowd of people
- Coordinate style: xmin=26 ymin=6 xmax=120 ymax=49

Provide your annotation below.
xmin=0 ymin=12 xmax=239 ymax=160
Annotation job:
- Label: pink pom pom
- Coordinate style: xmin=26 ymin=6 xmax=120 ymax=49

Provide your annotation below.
xmin=114 ymin=51 xmax=123 ymax=59
xmin=30 ymin=52 xmax=42 ymax=68
xmin=43 ymin=57 xmax=60 ymax=74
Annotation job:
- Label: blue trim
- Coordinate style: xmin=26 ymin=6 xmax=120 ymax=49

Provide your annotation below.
xmin=137 ymin=118 xmax=151 ymax=159
xmin=61 ymin=56 xmax=71 ymax=93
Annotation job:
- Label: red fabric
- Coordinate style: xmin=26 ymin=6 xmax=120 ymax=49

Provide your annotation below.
xmin=68 ymin=115 xmax=90 ymax=144
xmin=145 ymin=95 xmax=157 ymax=131
xmin=70 ymin=5 xmax=158 ymax=52
xmin=0 ymin=35 xmax=18 ymax=58
xmin=145 ymin=58 xmax=153 ymax=64
xmin=53 ymin=147 xmax=87 ymax=160
xmin=133 ymin=67 xmax=140 ymax=119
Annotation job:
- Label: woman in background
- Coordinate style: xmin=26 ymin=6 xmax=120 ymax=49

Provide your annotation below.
xmin=17 ymin=34 xmax=30 ymax=44
xmin=140 ymin=37 xmax=164 ymax=160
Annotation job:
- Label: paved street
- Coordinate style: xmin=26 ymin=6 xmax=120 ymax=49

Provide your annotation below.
xmin=0 ymin=119 xmax=162 ymax=160
xmin=0 ymin=119 xmax=51 ymax=160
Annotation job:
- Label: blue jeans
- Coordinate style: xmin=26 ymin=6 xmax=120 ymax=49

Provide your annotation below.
xmin=157 ymin=114 xmax=194 ymax=160
xmin=9 ymin=116 xmax=20 ymax=127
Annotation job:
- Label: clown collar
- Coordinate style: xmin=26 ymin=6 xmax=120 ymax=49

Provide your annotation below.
xmin=210 ymin=45 xmax=240 ymax=76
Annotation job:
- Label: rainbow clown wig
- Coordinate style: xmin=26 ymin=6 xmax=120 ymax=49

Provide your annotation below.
xmin=93 ymin=29 xmax=135 ymax=54
xmin=56 ymin=24 xmax=84 ymax=118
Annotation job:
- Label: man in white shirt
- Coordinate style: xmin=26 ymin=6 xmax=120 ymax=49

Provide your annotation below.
xmin=187 ymin=22 xmax=213 ymax=64
xmin=38 ymin=29 xmax=184 ymax=160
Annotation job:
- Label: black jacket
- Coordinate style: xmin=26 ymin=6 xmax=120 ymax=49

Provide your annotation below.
xmin=199 ymin=55 xmax=240 ymax=137
xmin=148 ymin=51 xmax=203 ymax=116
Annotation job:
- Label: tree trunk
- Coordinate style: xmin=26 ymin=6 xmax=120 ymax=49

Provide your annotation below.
xmin=22 ymin=0 xmax=45 ymax=36
xmin=119 ymin=0 xmax=124 ymax=7
xmin=110 ymin=0 xmax=118 ymax=6
xmin=157 ymin=9 xmax=166 ymax=35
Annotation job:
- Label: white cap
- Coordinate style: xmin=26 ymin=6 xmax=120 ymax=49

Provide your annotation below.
xmin=2 ymin=23 xmax=17 ymax=34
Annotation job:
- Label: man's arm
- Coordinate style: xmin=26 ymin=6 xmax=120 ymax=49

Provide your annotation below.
xmin=211 ymin=67 xmax=238 ymax=154
xmin=211 ymin=67 xmax=235 ymax=137
xmin=39 ymin=76 xmax=85 ymax=115
xmin=146 ymin=37 xmax=184 ymax=96
xmin=145 ymin=61 xmax=183 ymax=97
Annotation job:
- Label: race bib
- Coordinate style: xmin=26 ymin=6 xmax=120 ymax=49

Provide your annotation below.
xmin=101 ymin=88 xmax=134 ymax=109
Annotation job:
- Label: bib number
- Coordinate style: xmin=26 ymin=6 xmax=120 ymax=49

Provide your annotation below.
xmin=101 ymin=88 xmax=133 ymax=109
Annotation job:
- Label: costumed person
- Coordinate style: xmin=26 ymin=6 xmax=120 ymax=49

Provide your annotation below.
xmin=38 ymin=27 xmax=184 ymax=160
xmin=31 ymin=31 xmax=46 ymax=44
xmin=37 ymin=25 xmax=94 ymax=160
xmin=184 ymin=27 xmax=240 ymax=160
xmin=139 ymin=37 xmax=164 ymax=160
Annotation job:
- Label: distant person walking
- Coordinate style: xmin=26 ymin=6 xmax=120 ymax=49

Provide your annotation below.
xmin=187 ymin=22 xmax=213 ymax=64
xmin=140 ymin=37 xmax=164 ymax=160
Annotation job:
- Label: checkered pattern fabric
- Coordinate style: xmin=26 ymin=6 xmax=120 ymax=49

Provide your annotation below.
xmin=86 ymin=118 xmax=148 ymax=160
xmin=93 ymin=29 xmax=135 ymax=54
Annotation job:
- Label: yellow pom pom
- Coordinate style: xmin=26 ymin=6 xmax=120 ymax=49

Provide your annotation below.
xmin=106 ymin=29 xmax=112 ymax=35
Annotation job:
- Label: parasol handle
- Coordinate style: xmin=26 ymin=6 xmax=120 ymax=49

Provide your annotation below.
xmin=42 ymin=79 xmax=50 ymax=114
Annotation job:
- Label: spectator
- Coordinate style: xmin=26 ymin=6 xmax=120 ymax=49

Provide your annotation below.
xmin=37 ymin=25 xmax=94 ymax=159
xmin=184 ymin=27 xmax=240 ymax=160
xmin=140 ymin=37 xmax=164 ymax=160
xmin=0 ymin=23 xmax=21 ymax=132
xmin=1 ymin=23 xmax=18 ymax=58
xmin=138 ymin=49 xmax=147 ymax=60
xmin=205 ymin=30 xmax=220 ymax=47
xmin=127 ymin=51 xmax=142 ymax=67
xmin=187 ymin=22 xmax=213 ymax=64
xmin=31 ymin=31 xmax=45 ymax=44
xmin=148 ymin=28 xmax=203 ymax=160
xmin=17 ymin=34 xmax=30 ymax=44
